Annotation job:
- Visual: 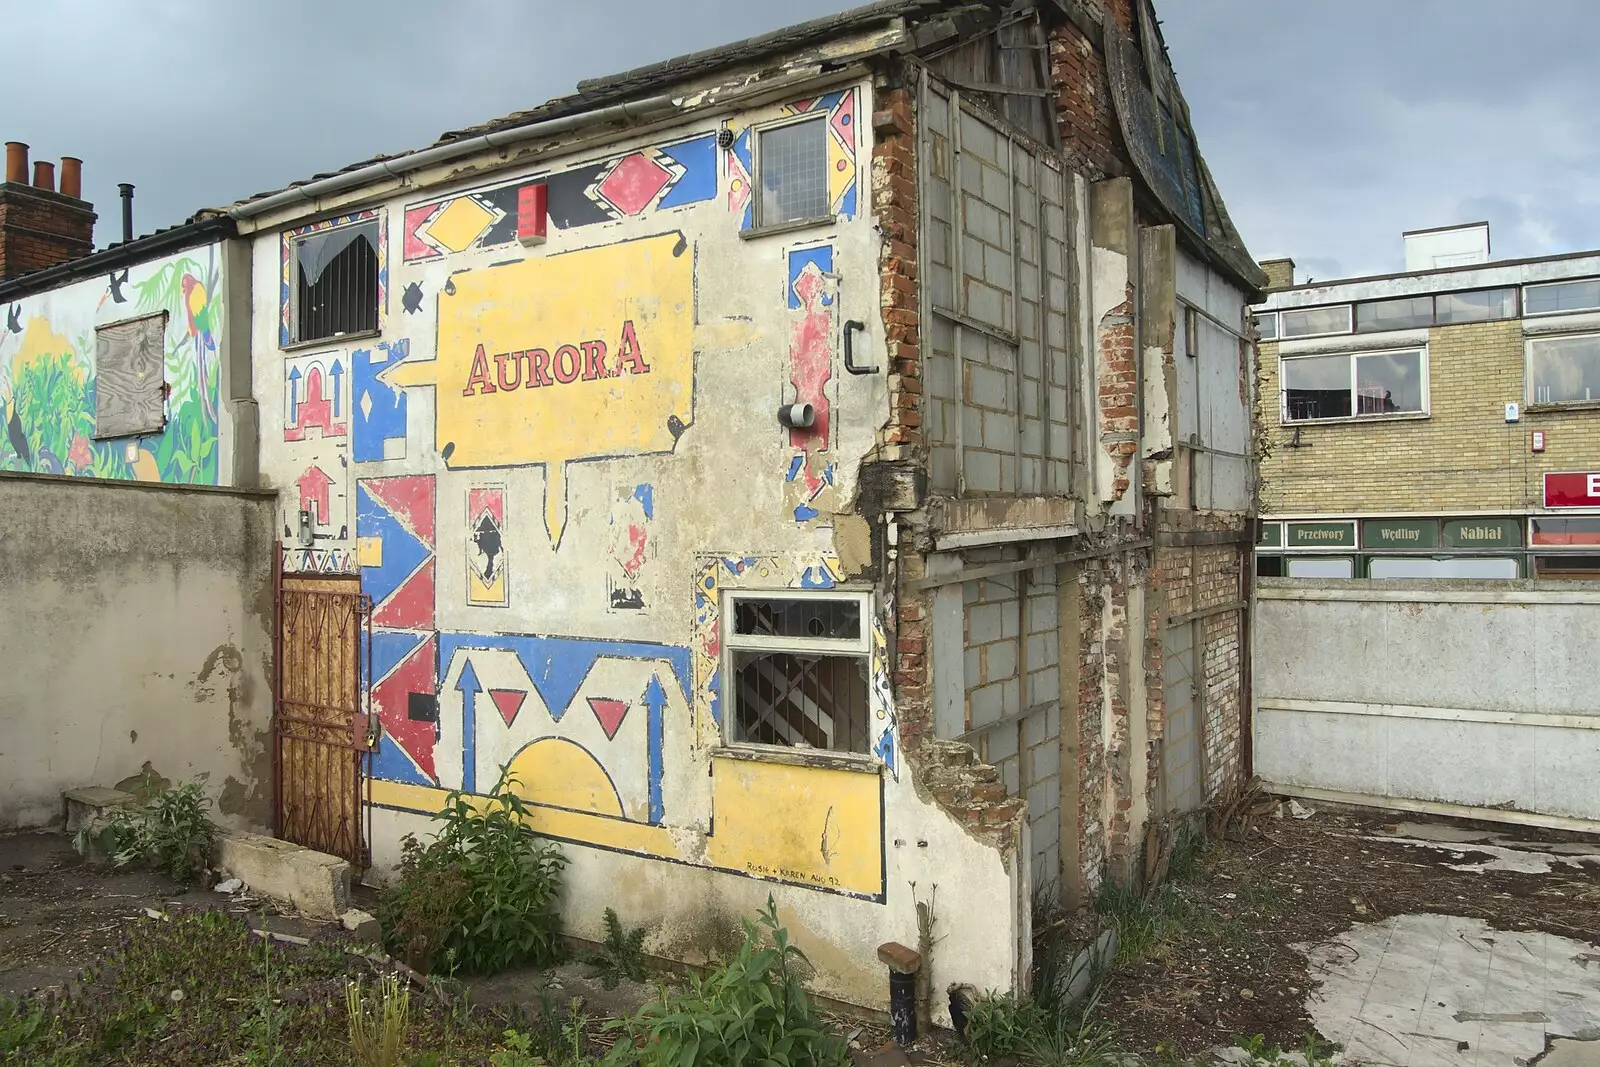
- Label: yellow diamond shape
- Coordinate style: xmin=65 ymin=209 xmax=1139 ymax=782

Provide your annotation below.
xmin=423 ymin=196 xmax=499 ymax=254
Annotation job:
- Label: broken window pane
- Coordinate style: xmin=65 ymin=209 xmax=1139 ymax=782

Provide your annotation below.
xmin=731 ymin=650 xmax=870 ymax=753
xmin=758 ymin=118 xmax=829 ymax=226
xmin=1529 ymin=334 xmax=1600 ymax=405
xmin=293 ymin=220 xmax=380 ymax=344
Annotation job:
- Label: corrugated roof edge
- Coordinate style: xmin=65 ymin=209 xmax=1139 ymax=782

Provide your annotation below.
xmin=0 ymin=215 xmax=235 ymax=304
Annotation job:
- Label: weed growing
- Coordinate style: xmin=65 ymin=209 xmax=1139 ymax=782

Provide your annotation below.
xmin=582 ymin=908 xmax=649 ymax=990
xmin=379 ymin=777 xmax=568 ymax=975
xmin=75 ymin=780 xmax=215 ymax=881
xmin=601 ymin=895 xmax=848 ymax=1067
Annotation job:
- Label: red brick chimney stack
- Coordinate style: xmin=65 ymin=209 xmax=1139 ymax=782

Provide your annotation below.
xmin=0 ymin=140 xmax=97 ymax=280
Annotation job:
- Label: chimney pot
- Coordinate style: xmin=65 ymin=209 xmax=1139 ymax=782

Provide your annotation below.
xmin=32 ymin=160 xmax=55 ymax=193
xmin=59 ymin=157 xmax=82 ymax=199
xmin=3 ymin=142 xmax=26 ymax=185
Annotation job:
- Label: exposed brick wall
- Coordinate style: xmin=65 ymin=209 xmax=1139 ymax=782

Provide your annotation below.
xmin=872 ymin=85 xmax=923 ymax=460
xmin=873 ymin=76 xmax=1025 ymax=853
xmin=0 ymin=183 xmax=95 ymax=280
xmin=1097 ymin=295 xmax=1138 ymax=500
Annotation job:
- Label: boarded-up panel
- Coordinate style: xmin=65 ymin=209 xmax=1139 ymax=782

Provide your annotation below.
xmin=93 ymin=312 xmax=168 ymax=439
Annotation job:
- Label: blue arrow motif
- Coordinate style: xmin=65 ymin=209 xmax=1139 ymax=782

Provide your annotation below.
xmin=456 ymin=657 xmax=482 ymax=794
xmin=286 ymin=366 xmax=302 ymax=426
xmin=329 ymin=359 xmax=344 ymax=417
xmin=643 ymin=675 xmax=668 ymax=824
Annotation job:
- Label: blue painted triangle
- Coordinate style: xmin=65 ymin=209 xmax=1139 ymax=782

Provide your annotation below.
xmin=357 ymin=481 xmax=430 ymax=609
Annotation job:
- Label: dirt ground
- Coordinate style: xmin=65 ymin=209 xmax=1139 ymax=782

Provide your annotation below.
xmin=1086 ymin=807 xmax=1600 ymax=1058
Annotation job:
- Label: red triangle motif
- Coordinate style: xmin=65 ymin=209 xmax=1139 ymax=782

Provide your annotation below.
xmin=586 ymin=697 xmax=630 ymax=741
xmin=489 ymin=689 xmax=526 ymax=728
xmin=373 ymin=558 xmax=435 ymax=630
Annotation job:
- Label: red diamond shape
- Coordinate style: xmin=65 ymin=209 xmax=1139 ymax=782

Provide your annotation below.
xmin=586 ymin=697 xmax=630 ymax=741
xmin=595 ymin=153 xmax=673 ymax=216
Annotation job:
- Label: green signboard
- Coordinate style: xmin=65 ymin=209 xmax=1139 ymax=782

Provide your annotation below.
xmin=1362 ymin=519 xmax=1439 ymax=550
xmin=1257 ymin=522 xmax=1282 ymax=548
xmin=1443 ymin=518 xmax=1522 ymax=549
xmin=1286 ymin=521 xmax=1356 ymax=549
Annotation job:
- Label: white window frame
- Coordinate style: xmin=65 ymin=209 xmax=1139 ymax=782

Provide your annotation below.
xmin=1278 ymin=304 xmax=1352 ymax=340
xmin=1523 ymin=278 xmax=1600 ymax=318
xmin=1525 ymin=331 xmax=1600 ymax=407
xmin=749 ymin=113 xmax=834 ymax=234
xmin=1253 ymin=310 xmax=1277 ymax=341
xmin=1279 ymin=346 xmax=1430 ymax=425
xmin=720 ymin=589 xmax=875 ymax=757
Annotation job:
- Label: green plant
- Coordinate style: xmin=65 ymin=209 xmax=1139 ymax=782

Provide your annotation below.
xmin=582 ymin=908 xmax=649 ymax=990
xmin=378 ymin=777 xmax=568 ymax=975
xmin=76 ymin=780 xmax=215 ymax=881
xmin=490 ymin=1028 xmax=542 ymax=1067
xmin=963 ymin=992 xmax=1052 ymax=1064
xmin=347 ymin=972 xmax=411 ymax=1067
xmin=601 ymin=896 xmax=847 ymax=1067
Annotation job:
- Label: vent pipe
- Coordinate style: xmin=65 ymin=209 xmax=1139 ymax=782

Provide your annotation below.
xmin=119 ymin=183 xmax=135 ymax=244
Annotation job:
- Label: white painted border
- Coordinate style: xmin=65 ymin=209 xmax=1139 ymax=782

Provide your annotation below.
xmin=1256 ymin=582 xmax=1600 ymax=604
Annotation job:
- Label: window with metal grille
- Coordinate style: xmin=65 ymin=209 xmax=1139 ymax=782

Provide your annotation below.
xmin=723 ymin=592 xmax=872 ymax=754
xmin=291 ymin=220 xmax=380 ymax=344
xmin=757 ymin=117 xmax=830 ymax=227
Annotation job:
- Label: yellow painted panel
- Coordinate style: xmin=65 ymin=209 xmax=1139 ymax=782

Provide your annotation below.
xmin=504 ymin=738 xmax=624 ymax=818
xmin=424 ymin=231 xmax=696 ymax=546
xmin=368 ymin=779 xmax=681 ymax=860
xmin=356 ymin=536 xmax=383 ymax=567
xmin=426 ymin=197 xmax=498 ymax=253
xmin=707 ymin=757 xmax=883 ymax=897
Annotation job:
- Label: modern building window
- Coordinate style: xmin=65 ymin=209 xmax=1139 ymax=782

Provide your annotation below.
xmin=1528 ymin=333 xmax=1600 ymax=405
xmin=757 ymin=117 xmax=829 ymax=227
xmin=1434 ymin=287 xmax=1516 ymax=324
xmin=1530 ymin=515 xmax=1600 ymax=546
xmin=1534 ymin=555 xmax=1600 ymax=578
xmin=1355 ymin=296 xmax=1433 ymax=333
xmin=1253 ymin=311 xmax=1277 ymax=341
xmin=291 ymin=219 xmax=380 ymax=344
xmin=1255 ymin=554 xmax=1285 ymax=577
xmin=1279 ymin=305 xmax=1351 ymax=339
xmin=723 ymin=592 xmax=872 ymax=754
xmin=1524 ymin=279 xmax=1600 ymax=317
xmin=1282 ymin=348 xmax=1425 ymax=422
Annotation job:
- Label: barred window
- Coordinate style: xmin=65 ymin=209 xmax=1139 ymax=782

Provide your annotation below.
xmin=291 ymin=220 xmax=379 ymax=344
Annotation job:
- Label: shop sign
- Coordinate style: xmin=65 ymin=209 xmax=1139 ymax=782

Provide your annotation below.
xmin=1257 ymin=522 xmax=1282 ymax=548
xmin=1361 ymin=519 xmax=1438 ymax=550
xmin=1286 ymin=521 xmax=1355 ymax=550
xmin=1442 ymin=518 xmax=1522 ymax=548
xmin=1544 ymin=472 xmax=1600 ymax=508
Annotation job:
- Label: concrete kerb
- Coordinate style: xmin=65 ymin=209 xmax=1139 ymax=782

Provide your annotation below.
xmin=213 ymin=829 xmax=351 ymax=921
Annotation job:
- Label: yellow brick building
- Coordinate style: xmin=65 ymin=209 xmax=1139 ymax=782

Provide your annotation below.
xmin=1252 ymin=224 xmax=1600 ymax=579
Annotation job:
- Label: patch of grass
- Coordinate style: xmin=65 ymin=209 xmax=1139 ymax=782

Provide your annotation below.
xmin=347 ymin=972 xmax=411 ymax=1067
xmin=582 ymin=908 xmax=649 ymax=990
xmin=379 ymin=776 xmax=569 ymax=976
xmin=0 ymin=910 xmax=511 ymax=1064
xmin=962 ymin=990 xmax=1117 ymax=1067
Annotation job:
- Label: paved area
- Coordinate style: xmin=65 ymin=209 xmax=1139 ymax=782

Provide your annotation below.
xmin=1305 ymin=913 xmax=1600 ymax=1067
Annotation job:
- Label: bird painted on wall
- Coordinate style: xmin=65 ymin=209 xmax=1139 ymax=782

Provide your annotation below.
xmin=3 ymin=392 xmax=30 ymax=471
xmin=180 ymin=272 xmax=218 ymax=424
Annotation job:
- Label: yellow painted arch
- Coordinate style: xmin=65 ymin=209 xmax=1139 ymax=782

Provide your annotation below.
xmin=499 ymin=737 xmax=625 ymax=818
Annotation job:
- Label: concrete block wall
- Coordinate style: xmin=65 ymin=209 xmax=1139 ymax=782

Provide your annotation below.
xmin=1261 ymin=319 xmax=1600 ymax=514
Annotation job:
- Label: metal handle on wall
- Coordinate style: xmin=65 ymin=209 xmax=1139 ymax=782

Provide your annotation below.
xmin=843 ymin=319 xmax=878 ymax=375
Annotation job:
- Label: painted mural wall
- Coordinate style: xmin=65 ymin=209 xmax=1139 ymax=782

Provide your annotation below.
xmin=253 ymin=80 xmax=1024 ymax=1015
xmin=0 ymin=245 xmax=227 ymax=484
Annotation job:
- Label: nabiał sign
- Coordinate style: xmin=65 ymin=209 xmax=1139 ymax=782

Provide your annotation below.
xmin=389 ymin=232 xmax=694 ymax=546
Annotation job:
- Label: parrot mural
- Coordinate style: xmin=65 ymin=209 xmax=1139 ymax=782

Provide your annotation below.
xmin=180 ymin=272 xmax=218 ymax=425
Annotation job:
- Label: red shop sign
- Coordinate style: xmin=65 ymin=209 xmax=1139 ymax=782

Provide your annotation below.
xmin=1543 ymin=471 xmax=1600 ymax=508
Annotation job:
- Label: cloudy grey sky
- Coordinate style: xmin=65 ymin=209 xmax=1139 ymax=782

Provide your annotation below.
xmin=3 ymin=1 xmax=1596 ymax=281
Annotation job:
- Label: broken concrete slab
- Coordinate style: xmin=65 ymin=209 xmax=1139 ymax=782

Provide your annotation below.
xmin=1302 ymin=913 xmax=1600 ymax=1067
xmin=340 ymin=908 xmax=381 ymax=943
xmin=61 ymin=786 xmax=137 ymax=834
xmin=213 ymin=830 xmax=349 ymax=920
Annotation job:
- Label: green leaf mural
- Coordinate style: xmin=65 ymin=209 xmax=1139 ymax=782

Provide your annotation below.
xmin=0 ymin=248 xmax=222 ymax=483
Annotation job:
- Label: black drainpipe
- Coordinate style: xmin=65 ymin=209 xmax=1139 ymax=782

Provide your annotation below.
xmin=118 ymin=183 xmax=135 ymax=244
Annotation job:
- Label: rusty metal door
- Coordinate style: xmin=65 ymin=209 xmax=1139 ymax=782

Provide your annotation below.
xmin=274 ymin=553 xmax=371 ymax=868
